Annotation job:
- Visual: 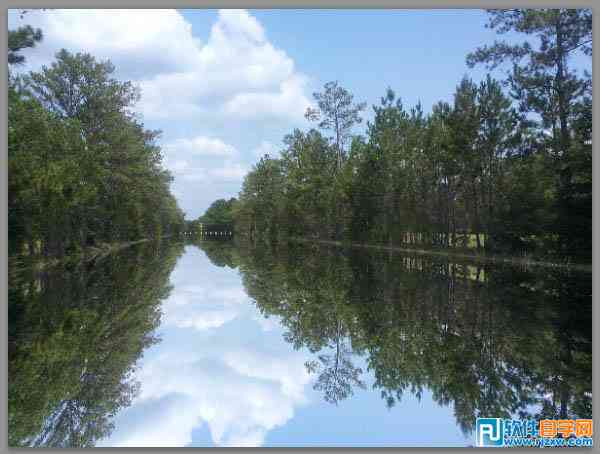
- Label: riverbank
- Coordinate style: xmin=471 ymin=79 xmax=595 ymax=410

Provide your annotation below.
xmin=291 ymin=237 xmax=592 ymax=273
xmin=9 ymin=239 xmax=151 ymax=275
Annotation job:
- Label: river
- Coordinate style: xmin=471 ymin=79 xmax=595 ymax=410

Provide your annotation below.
xmin=8 ymin=238 xmax=592 ymax=447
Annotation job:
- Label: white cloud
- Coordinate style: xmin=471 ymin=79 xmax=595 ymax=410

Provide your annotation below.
xmin=252 ymin=140 xmax=280 ymax=159
xmin=161 ymin=136 xmax=248 ymax=186
xmin=135 ymin=9 xmax=312 ymax=122
xmin=223 ymin=74 xmax=311 ymax=120
xmin=8 ymin=9 xmax=201 ymax=79
xmin=208 ymin=162 xmax=248 ymax=182
xmin=165 ymin=136 xmax=238 ymax=157
xmin=10 ymin=9 xmax=312 ymax=122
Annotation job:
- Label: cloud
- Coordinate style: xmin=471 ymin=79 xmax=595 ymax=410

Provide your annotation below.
xmin=8 ymin=9 xmax=201 ymax=80
xmin=208 ymin=163 xmax=248 ymax=182
xmin=252 ymin=140 xmax=281 ymax=159
xmin=164 ymin=136 xmax=238 ymax=157
xmin=134 ymin=9 xmax=312 ymax=122
xmin=10 ymin=9 xmax=312 ymax=122
xmin=223 ymin=74 xmax=311 ymax=120
xmin=161 ymin=135 xmax=248 ymax=186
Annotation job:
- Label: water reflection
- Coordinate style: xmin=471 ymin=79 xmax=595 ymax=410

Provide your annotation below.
xmin=8 ymin=238 xmax=592 ymax=447
xmin=100 ymin=244 xmax=313 ymax=447
xmin=8 ymin=241 xmax=184 ymax=447
xmin=199 ymin=239 xmax=591 ymax=433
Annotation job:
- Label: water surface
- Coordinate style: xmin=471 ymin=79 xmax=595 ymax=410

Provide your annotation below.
xmin=8 ymin=239 xmax=592 ymax=447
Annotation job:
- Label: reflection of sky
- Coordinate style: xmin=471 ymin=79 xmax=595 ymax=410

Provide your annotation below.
xmin=99 ymin=245 xmax=470 ymax=447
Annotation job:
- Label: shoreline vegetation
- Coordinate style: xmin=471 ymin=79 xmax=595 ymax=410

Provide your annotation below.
xmin=191 ymin=10 xmax=591 ymax=268
xmin=9 ymin=239 xmax=153 ymax=275
xmin=290 ymin=237 xmax=592 ymax=273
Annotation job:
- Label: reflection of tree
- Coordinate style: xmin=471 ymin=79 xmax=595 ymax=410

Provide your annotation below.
xmin=305 ymin=333 xmax=366 ymax=405
xmin=196 ymin=240 xmax=591 ymax=434
xmin=189 ymin=237 xmax=240 ymax=269
xmin=8 ymin=240 xmax=184 ymax=447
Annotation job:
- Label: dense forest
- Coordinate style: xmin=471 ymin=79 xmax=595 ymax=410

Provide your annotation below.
xmin=227 ymin=9 xmax=591 ymax=263
xmin=8 ymin=25 xmax=186 ymax=259
xmin=195 ymin=238 xmax=591 ymax=434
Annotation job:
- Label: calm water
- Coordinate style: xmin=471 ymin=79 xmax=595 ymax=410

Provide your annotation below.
xmin=8 ymin=239 xmax=592 ymax=447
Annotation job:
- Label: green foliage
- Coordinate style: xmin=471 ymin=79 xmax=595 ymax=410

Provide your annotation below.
xmin=8 ymin=45 xmax=186 ymax=258
xmin=229 ymin=9 xmax=591 ymax=263
xmin=8 ymin=25 xmax=43 ymax=65
xmin=467 ymin=8 xmax=592 ymax=260
xmin=199 ymin=198 xmax=238 ymax=225
xmin=305 ymin=80 xmax=367 ymax=169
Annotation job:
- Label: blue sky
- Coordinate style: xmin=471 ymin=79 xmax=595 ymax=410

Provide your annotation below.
xmin=10 ymin=8 xmax=582 ymax=220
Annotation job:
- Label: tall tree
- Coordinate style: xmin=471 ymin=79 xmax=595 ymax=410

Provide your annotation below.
xmin=305 ymin=81 xmax=366 ymax=171
xmin=467 ymin=8 xmax=592 ymax=258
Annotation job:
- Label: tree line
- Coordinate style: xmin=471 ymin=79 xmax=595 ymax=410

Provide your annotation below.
xmin=8 ymin=26 xmax=186 ymax=259
xmin=185 ymin=197 xmax=237 ymax=233
xmin=231 ymin=9 xmax=591 ymax=263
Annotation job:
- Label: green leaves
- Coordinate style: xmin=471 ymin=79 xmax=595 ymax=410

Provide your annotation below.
xmin=8 ymin=25 xmax=43 ymax=65
xmin=9 ymin=47 xmax=185 ymax=258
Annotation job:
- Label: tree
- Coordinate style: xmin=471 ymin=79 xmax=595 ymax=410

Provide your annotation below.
xmin=8 ymin=25 xmax=43 ymax=65
xmin=305 ymin=81 xmax=366 ymax=171
xmin=279 ymin=129 xmax=337 ymax=239
xmin=466 ymin=9 xmax=591 ymax=160
xmin=9 ymin=48 xmax=185 ymax=257
xmin=27 ymin=49 xmax=140 ymax=138
xmin=236 ymin=156 xmax=285 ymax=242
xmin=467 ymin=8 xmax=592 ymax=259
xmin=200 ymin=198 xmax=238 ymax=225
xmin=475 ymin=75 xmax=519 ymax=249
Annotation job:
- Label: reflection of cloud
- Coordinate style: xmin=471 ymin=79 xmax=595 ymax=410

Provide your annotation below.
xmin=253 ymin=314 xmax=282 ymax=332
xmin=162 ymin=284 xmax=248 ymax=331
xmin=100 ymin=247 xmax=313 ymax=447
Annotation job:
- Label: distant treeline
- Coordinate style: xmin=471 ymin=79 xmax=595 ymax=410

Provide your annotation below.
xmin=227 ymin=9 xmax=591 ymax=262
xmin=186 ymin=197 xmax=237 ymax=232
xmin=8 ymin=27 xmax=185 ymax=258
